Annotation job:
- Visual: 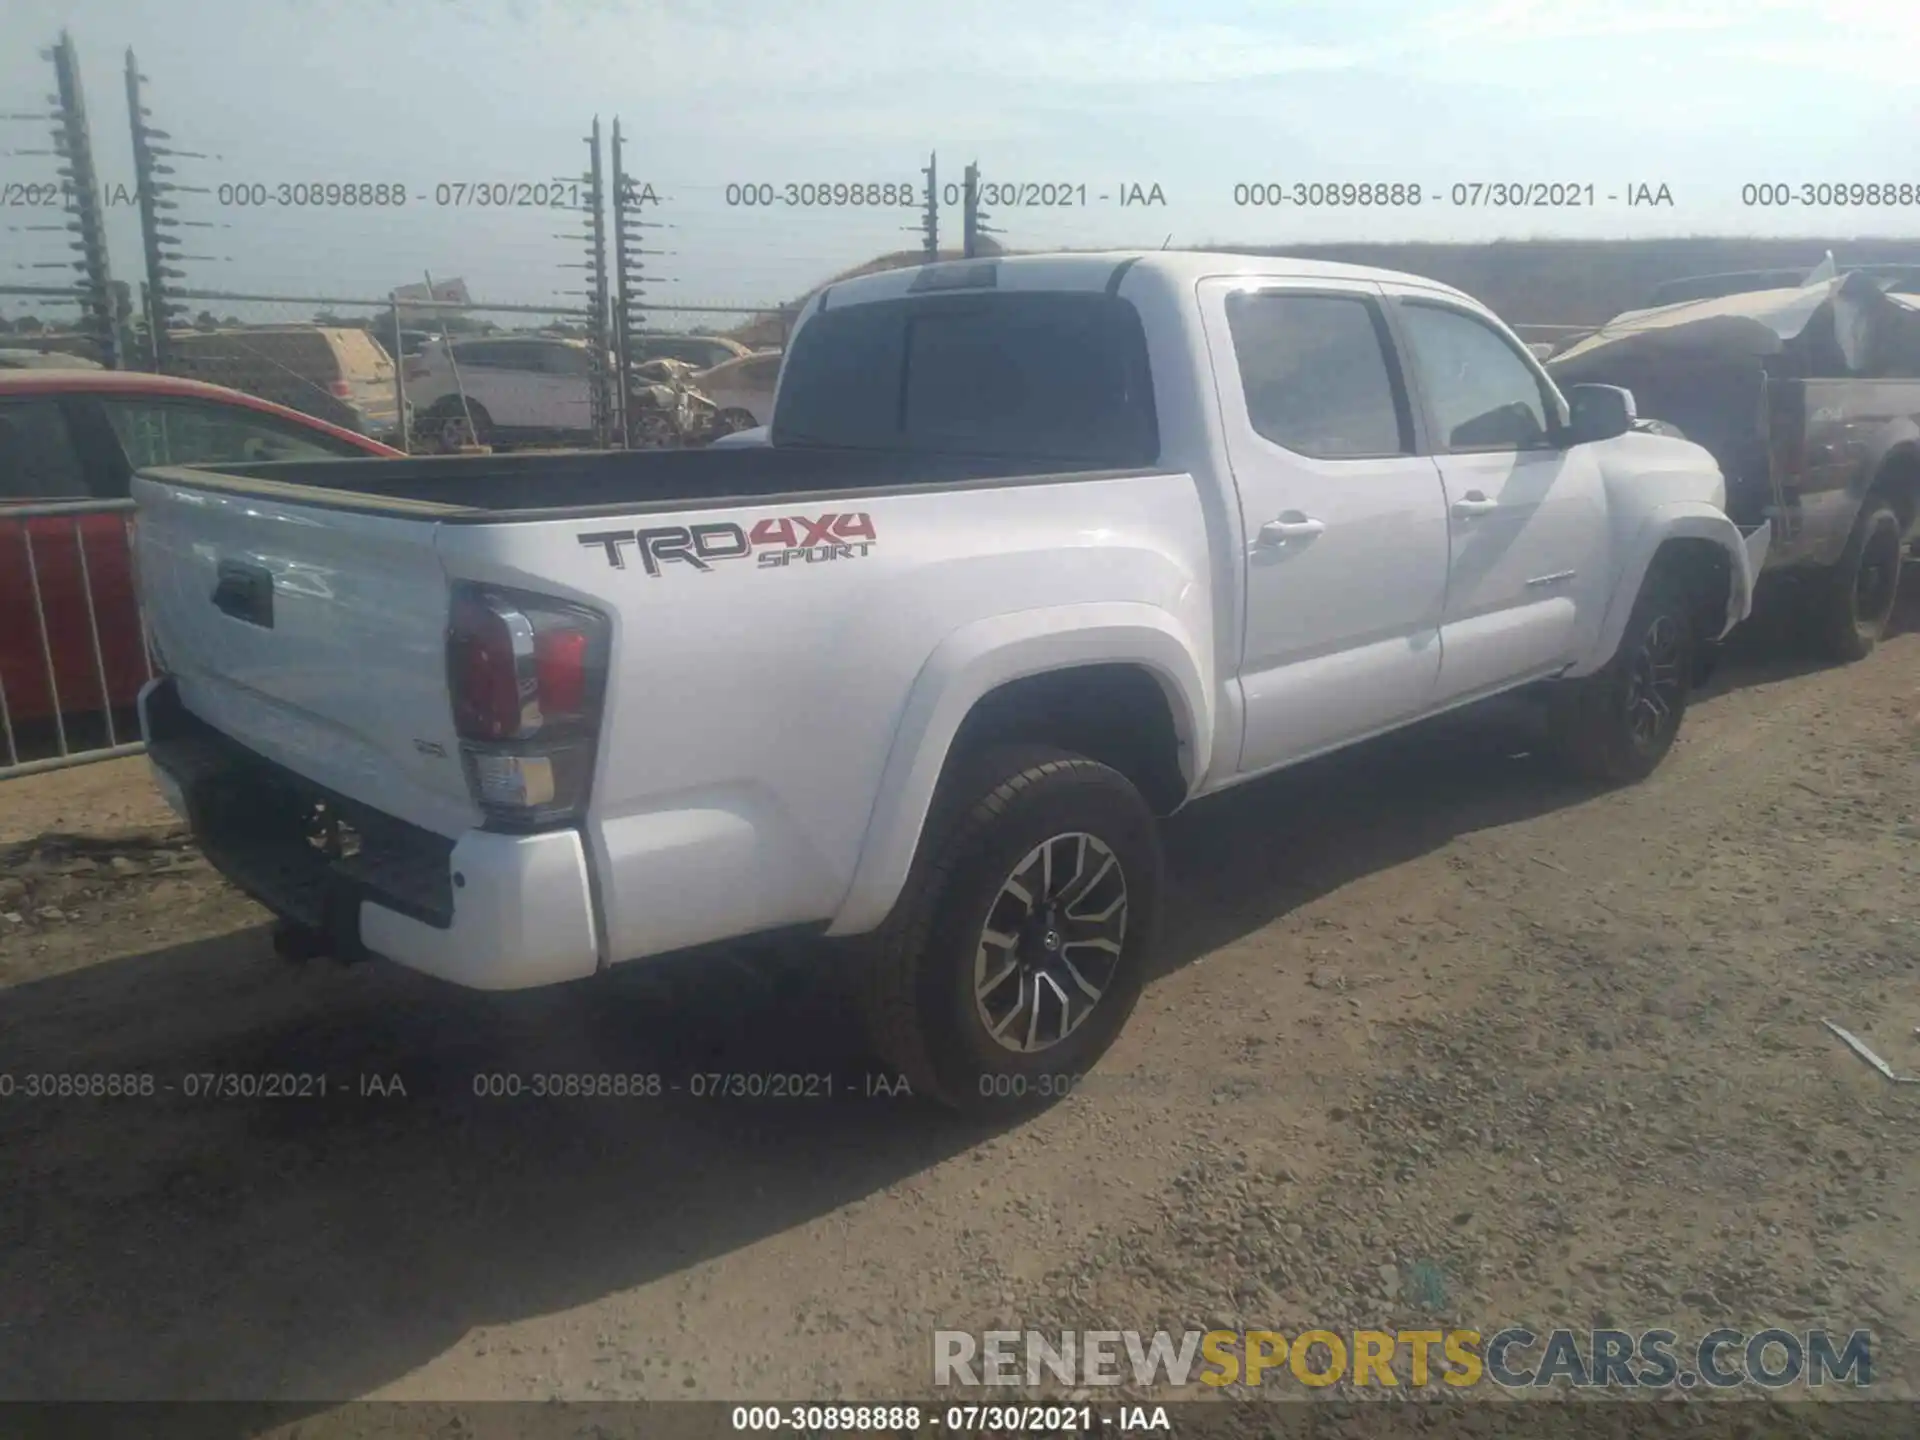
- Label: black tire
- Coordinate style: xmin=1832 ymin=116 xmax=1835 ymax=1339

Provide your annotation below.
xmin=424 ymin=399 xmax=491 ymax=450
xmin=1814 ymin=500 xmax=1904 ymax=663
xmin=1546 ymin=569 xmax=1696 ymax=784
xmin=858 ymin=745 xmax=1164 ymax=1116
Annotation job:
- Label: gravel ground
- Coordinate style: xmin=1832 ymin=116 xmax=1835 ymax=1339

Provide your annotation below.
xmin=2 ymin=591 xmax=1917 ymax=1411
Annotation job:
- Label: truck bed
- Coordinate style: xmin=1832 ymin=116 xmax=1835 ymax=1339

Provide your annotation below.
xmin=139 ymin=445 xmax=1141 ymax=522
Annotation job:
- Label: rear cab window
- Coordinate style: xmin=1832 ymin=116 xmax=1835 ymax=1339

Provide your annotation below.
xmin=772 ymin=290 xmax=1159 ymax=465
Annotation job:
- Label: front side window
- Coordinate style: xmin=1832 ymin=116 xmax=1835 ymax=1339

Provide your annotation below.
xmin=1224 ymin=291 xmax=1410 ymax=458
xmin=1399 ymin=303 xmax=1557 ymax=451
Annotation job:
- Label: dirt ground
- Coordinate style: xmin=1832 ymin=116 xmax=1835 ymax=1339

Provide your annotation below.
xmin=2 ymin=591 xmax=1917 ymax=1410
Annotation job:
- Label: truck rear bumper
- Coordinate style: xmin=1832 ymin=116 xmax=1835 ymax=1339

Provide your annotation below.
xmin=139 ymin=677 xmax=600 ymax=991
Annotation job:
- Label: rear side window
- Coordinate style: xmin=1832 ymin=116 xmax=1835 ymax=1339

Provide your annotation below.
xmin=1225 ymin=291 xmax=1411 ymax=459
xmin=539 ymin=345 xmax=593 ymax=377
xmin=101 ymin=398 xmax=368 ymax=467
xmin=0 ymin=399 xmax=92 ymax=500
xmin=774 ymin=291 xmax=1158 ymax=465
xmin=453 ymin=342 xmax=511 ymax=368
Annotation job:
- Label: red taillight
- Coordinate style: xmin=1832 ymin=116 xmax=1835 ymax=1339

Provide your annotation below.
xmin=328 ymin=378 xmax=353 ymax=398
xmin=446 ymin=585 xmax=610 ymax=829
xmin=448 ymin=594 xmax=525 ymax=741
xmin=535 ymin=627 xmax=589 ymax=717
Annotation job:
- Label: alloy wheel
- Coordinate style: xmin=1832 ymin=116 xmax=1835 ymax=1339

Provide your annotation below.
xmin=973 ymin=832 xmax=1129 ymax=1054
xmin=1624 ymin=613 xmax=1685 ymax=751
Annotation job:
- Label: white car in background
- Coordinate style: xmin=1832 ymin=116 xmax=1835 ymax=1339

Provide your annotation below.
xmin=406 ymin=336 xmax=597 ymax=447
xmin=694 ymin=350 xmax=781 ymax=432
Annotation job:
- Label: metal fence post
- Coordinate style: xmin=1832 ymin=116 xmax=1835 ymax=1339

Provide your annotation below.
xmin=961 ymin=161 xmax=997 ymax=260
xmin=920 ymin=152 xmax=939 ymax=259
xmin=390 ymin=293 xmax=409 ymax=453
xmin=582 ymin=118 xmax=614 ymax=449
xmin=49 ymin=31 xmax=121 ymax=369
xmin=611 ymin=118 xmax=643 ymax=450
xmin=126 ymin=49 xmax=186 ymax=371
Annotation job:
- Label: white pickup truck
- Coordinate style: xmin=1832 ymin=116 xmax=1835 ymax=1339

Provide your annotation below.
xmin=132 ymin=251 xmax=1770 ymax=1112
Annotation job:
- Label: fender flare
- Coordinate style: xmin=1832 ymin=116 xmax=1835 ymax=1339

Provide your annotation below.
xmin=823 ymin=602 xmax=1212 ymax=938
xmin=1862 ymin=439 xmax=1920 ymax=542
xmin=1858 ymin=431 xmax=1920 ymax=505
xmin=1584 ymin=504 xmax=1767 ymax=669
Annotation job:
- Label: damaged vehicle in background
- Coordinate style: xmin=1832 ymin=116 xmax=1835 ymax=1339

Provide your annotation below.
xmin=626 ymin=358 xmax=729 ymax=447
xmin=406 ymin=339 xmax=739 ymax=451
xmin=1550 ymin=261 xmax=1920 ymax=660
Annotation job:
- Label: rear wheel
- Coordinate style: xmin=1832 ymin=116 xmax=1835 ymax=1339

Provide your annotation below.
xmin=1814 ymin=500 xmax=1903 ymax=662
xmin=423 ymin=400 xmax=491 ymax=451
xmin=857 ymin=745 xmax=1164 ymax=1115
xmin=715 ymin=408 xmax=758 ymax=436
xmin=1546 ymin=570 xmax=1696 ymax=784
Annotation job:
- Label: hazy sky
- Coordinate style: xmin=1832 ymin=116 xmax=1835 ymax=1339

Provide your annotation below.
xmin=5 ymin=0 xmax=1919 ymax=326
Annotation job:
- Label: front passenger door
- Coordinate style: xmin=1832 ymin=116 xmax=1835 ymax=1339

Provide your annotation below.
xmin=1385 ymin=293 xmax=1611 ymax=704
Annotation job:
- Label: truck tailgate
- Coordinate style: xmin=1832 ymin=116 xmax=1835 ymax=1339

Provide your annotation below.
xmin=133 ymin=470 xmax=479 ymax=837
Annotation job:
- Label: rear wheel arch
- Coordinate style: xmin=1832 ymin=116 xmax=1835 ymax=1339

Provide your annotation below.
xmin=938 ymin=662 xmax=1193 ymax=819
xmin=825 ymin=622 xmax=1210 ymax=941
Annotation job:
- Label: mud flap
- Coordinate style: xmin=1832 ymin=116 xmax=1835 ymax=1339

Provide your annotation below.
xmin=1729 ymin=519 xmax=1773 ymax=632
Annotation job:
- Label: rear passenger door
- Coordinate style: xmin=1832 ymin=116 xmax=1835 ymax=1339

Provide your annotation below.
xmin=1198 ymin=279 xmax=1452 ymax=775
xmin=450 ymin=342 xmax=528 ymax=429
xmin=1381 ymin=290 xmax=1610 ymax=703
xmin=534 ymin=343 xmax=595 ymax=434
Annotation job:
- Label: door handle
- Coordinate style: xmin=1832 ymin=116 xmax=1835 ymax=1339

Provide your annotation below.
xmin=1451 ymin=491 xmax=1499 ymax=518
xmin=1257 ymin=515 xmax=1326 ymax=546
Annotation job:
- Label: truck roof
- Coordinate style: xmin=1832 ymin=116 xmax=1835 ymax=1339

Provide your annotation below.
xmin=815 ymin=250 xmax=1481 ymax=308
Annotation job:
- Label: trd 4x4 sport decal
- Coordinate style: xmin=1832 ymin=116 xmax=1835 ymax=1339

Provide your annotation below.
xmin=579 ymin=512 xmax=878 ymax=577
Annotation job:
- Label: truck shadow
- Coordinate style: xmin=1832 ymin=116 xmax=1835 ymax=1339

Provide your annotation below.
xmin=1155 ymin=691 xmax=1586 ymax=975
xmin=0 ymin=629 xmax=1889 ymax=1414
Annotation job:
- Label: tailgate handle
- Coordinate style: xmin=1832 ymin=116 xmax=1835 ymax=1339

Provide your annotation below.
xmin=211 ymin=560 xmax=274 ymax=629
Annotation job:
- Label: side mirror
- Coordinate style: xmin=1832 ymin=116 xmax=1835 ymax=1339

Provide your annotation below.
xmin=1566 ymin=383 xmax=1636 ymax=444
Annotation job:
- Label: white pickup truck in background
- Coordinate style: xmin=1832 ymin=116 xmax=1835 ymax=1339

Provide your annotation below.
xmin=132 ymin=251 xmax=1769 ymax=1112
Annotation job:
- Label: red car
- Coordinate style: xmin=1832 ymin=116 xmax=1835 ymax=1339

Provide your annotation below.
xmin=0 ymin=370 xmax=401 ymax=744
